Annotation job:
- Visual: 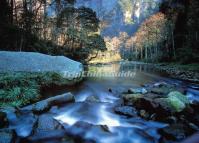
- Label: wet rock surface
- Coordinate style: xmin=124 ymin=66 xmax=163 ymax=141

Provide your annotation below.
xmin=0 ymin=93 xmax=76 ymax=143
xmin=63 ymin=121 xmax=112 ymax=143
xmin=0 ymin=80 xmax=199 ymax=143
xmin=37 ymin=114 xmax=62 ymax=131
xmin=85 ymin=96 xmax=100 ymax=102
xmin=114 ymin=106 xmax=138 ymax=117
xmin=119 ymin=81 xmax=199 ymax=143
xmin=0 ymin=111 xmax=8 ymax=128
xmin=128 ymin=87 xmax=148 ymax=94
xmin=0 ymin=129 xmax=14 ymax=143
xmin=28 ymin=130 xmax=65 ymax=142
xmin=21 ymin=92 xmax=75 ymax=114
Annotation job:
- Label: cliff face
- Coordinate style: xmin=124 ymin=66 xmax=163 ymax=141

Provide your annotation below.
xmin=75 ymin=0 xmax=162 ymax=37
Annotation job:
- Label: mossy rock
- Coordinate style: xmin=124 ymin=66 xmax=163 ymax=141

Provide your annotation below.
xmin=151 ymin=86 xmax=174 ymax=95
xmin=122 ymin=94 xmax=143 ymax=103
xmin=154 ymin=97 xmax=185 ymax=112
xmin=167 ymin=96 xmax=186 ymax=112
xmin=168 ymin=91 xmax=189 ymax=104
xmin=154 ymin=91 xmax=189 ymax=112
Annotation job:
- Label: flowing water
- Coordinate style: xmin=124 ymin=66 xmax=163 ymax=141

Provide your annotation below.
xmin=50 ymin=62 xmax=199 ymax=143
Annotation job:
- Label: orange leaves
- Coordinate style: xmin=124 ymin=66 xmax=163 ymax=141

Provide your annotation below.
xmin=133 ymin=12 xmax=168 ymax=50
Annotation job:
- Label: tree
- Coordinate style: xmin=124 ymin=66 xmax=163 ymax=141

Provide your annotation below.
xmin=160 ymin=0 xmax=199 ymax=63
xmin=56 ymin=6 xmax=106 ymax=62
xmin=132 ymin=12 xmax=172 ymax=62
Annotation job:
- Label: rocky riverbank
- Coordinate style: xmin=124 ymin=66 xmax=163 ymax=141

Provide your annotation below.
xmin=0 ymin=80 xmax=199 ymax=143
xmin=154 ymin=63 xmax=199 ymax=83
xmin=0 ymin=93 xmax=76 ymax=143
xmin=116 ymin=81 xmax=199 ymax=143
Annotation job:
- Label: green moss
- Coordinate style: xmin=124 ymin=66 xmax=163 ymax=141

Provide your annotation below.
xmin=155 ymin=97 xmax=185 ymax=112
xmin=0 ymin=72 xmax=71 ymax=107
xmin=168 ymin=91 xmax=189 ymax=104
xmin=155 ymin=91 xmax=189 ymax=112
xmin=167 ymin=96 xmax=186 ymax=112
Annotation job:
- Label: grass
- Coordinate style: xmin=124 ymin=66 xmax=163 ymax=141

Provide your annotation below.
xmin=0 ymin=72 xmax=71 ymax=107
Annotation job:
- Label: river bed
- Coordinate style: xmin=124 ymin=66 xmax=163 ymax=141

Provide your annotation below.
xmin=52 ymin=62 xmax=199 ymax=143
xmin=2 ymin=62 xmax=199 ymax=143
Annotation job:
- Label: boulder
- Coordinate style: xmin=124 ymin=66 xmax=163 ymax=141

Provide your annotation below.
xmin=151 ymin=87 xmax=171 ymax=95
xmin=1 ymin=107 xmax=18 ymax=126
xmin=153 ymin=82 xmax=168 ymax=87
xmin=3 ymin=108 xmax=37 ymax=138
xmin=181 ymin=133 xmax=199 ymax=143
xmin=63 ymin=121 xmax=112 ymax=143
xmin=159 ymin=124 xmax=187 ymax=141
xmin=122 ymin=90 xmax=190 ymax=116
xmin=154 ymin=91 xmax=189 ymax=113
xmin=122 ymin=93 xmax=143 ymax=104
xmin=37 ymin=114 xmax=62 ymax=131
xmin=32 ymin=101 xmax=50 ymax=114
xmin=145 ymin=92 xmax=166 ymax=99
xmin=28 ymin=130 xmax=66 ymax=142
xmin=21 ymin=92 xmax=75 ymax=113
xmin=49 ymin=106 xmax=59 ymax=114
xmin=139 ymin=110 xmax=150 ymax=119
xmin=0 ymin=111 xmax=8 ymax=128
xmin=14 ymin=113 xmax=38 ymax=138
xmin=0 ymin=51 xmax=83 ymax=82
xmin=47 ymin=92 xmax=75 ymax=105
xmin=0 ymin=129 xmax=14 ymax=143
xmin=164 ymin=116 xmax=177 ymax=124
xmin=114 ymin=106 xmax=138 ymax=117
xmin=128 ymin=88 xmax=147 ymax=94
xmin=85 ymin=96 xmax=100 ymax=102
xmin=154 ymin=97 xmax=185 ymax=113
xmin=188 ymin=123 xmax=199 ymax=132
xmin=122 ymin=94 xmax=159 ymax=111
xmin=168 ymin=91 xmax=189 ymax=104
xmin=150 ymin=82 xmax=179 ymax=95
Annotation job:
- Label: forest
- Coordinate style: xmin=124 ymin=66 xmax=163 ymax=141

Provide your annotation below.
xmin=0 ymin=0 xmax=106 ymax=62
xmin=0 ymin=0 xmax=199 ymax=143
xmin=0 ymin=0 xmax=199 ymax=64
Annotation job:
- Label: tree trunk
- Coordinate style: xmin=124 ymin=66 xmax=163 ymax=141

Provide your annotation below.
xmin=149 ymin=46 xmax=152 ymax=61
xmin=145 ymin=46 xmax=148 ymax=61
xmin=172 ymin=31 xmax=176 ymax=59
xmin=14 ymin=0 xmax=18 ymax=23
xmin=19 ymin=35 xmax=24 ymax=51
xmin=135 ymin=47 xmax=138 ymax=59
xmin=10 ymin=0 xmax=14 ymax=24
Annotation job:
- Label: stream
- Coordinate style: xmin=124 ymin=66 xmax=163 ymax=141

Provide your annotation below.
xmin=3 ymin=62 xmax=199 ymax=143
xmin=51 ymin=62 xmax=199 ymax=143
